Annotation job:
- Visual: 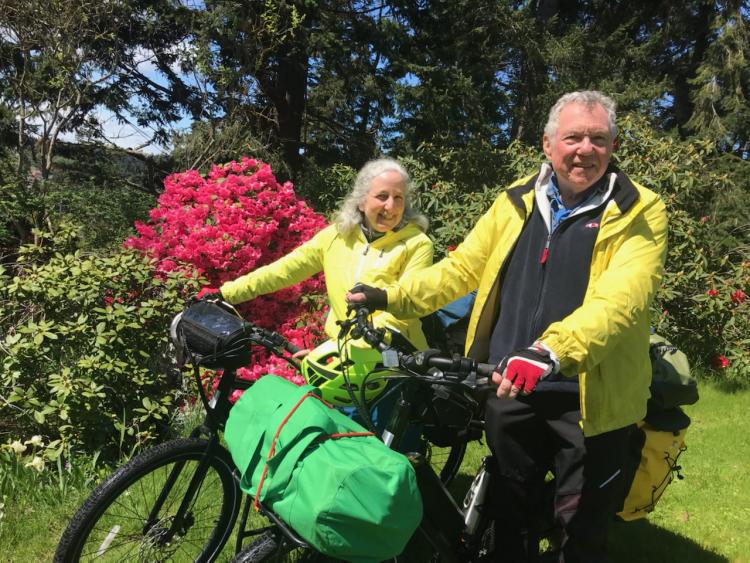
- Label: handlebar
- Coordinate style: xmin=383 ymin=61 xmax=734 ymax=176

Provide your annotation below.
xmin=339 ymin=306 xmax=496 ymax=388
xmin=247 ymin=325 xmax=301 ymax=355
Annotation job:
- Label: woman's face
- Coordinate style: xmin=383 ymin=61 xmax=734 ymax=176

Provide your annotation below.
xmin=359 ymin=170 xmax=406 ymax=233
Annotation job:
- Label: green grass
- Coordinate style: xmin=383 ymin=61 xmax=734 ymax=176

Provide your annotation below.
xmin=608 ymin=381 xmax=750 ymax=563
xmin=1 ymin=379 xmax=748 ymax=561
xmin=448 ymin=381 xmax=750 ymax=563
xmin=0 ymin=456 xmax=99 ymax=562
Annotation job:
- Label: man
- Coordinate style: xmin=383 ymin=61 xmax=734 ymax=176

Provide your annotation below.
xmin=347 ymin=91 xmax=668 ymax=562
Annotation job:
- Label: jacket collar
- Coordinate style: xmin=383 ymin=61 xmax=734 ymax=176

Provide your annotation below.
xmin=507 ymin=163 xmax=640 ymax=218
xmin=351 ymin=220 xmax=423 ymax=248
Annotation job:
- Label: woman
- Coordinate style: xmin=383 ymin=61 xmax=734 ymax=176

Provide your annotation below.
xmin=215 ymin=157 xmax=433 ymax=351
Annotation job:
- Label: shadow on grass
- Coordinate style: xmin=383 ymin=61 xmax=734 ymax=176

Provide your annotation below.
xmin=609 ymin=518 xmax=728 ymax=563
xmin=447 ymin=477 xmax=727 ymax=563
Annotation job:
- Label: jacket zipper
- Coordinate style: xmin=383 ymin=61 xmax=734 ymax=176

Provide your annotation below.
xmin=530 ymin=230 xmax=554 ymax=336
xmin=540 ymin=234 xmax=551 ymax=264
xmin=353 ymin=242 xmax=370 ymax=283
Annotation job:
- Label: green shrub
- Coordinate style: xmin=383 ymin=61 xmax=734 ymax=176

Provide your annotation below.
xmin=0 ymin=222 xmax=199 ymax=462
xmin=613 ymin=115 xmax=749 ymax=379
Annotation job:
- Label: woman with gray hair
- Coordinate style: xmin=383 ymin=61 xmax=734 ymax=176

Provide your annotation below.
xmin=217 ymin=157 xmax=433 ymax=352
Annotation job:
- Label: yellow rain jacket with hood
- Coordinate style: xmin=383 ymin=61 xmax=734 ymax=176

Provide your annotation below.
xmin=220 ymin=222 xmax=433 ymax=350
xmin=385 ymin=165 xmax=668 ymax=436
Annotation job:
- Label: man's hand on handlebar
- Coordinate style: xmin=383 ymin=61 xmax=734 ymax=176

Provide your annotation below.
xmin=345 ymin=283 xmax=387 ymax=314
xmin=493 ymin=344 xmax=557 ymax=400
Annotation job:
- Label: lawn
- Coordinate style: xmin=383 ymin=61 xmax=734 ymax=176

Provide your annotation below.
xmin=607 ymin=380 xmax=750 ymax=563
xmin=1 ymin=379 xmax=748 ymax=562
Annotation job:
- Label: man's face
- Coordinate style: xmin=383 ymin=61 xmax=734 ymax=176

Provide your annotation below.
xmin=543 ymin=102 xmax=614 ymax=195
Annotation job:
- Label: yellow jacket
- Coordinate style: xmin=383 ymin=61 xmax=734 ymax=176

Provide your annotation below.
xmin=386 ymin=168 xmax=668 ymax=436
xmin=220 ymin=222 xmax=433 ymax=349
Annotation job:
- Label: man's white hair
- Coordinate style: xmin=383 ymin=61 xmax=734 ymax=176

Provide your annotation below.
xmin=544 ymin=91 xmax=617 ymax=139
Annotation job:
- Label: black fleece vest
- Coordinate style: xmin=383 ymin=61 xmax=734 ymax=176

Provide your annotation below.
xmin=488 ymin=193 xmax=608 ymax=391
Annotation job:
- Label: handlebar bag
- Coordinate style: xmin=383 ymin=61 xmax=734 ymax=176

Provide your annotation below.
xmin=178 ymin=301 xmax=250 ymax=368
xmin=225 ymin=375 xmax=422 ymax=562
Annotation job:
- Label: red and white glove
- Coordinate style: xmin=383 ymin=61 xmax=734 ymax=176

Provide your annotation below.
xmin=195 ymin=287 xmax=222 ymax=301
xmin=495 ymin=344 xmax=557 ymax=397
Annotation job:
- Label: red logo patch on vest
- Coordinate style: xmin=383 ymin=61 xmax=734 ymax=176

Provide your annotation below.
xmin=584 ymin=221 xmax=600 ymax=229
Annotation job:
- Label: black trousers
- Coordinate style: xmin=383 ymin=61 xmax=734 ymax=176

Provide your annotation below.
xmin=484 ymin=392 xmax=633 ymax=563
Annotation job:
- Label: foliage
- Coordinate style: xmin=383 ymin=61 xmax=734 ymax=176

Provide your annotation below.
xmin=170 ymin=118 xmax=289 ymax=178
xmin=610 ymin=115 xmax=749 ymax=378
xmin=685 ymin=4 xmax=750 ymax=156
xmin=125 ymin=157 xmax=329 ymax=383
xmin=0 ymin=223 xmax=198 ymax=459
xmin=0 ymin=148 xmax=158 ymax=253
xmin=297 ymin=160 xmax=357 ymax=216
xmin=385 ymin=1 xmax=513 ymax=152
xmin=0 ymin=0 xmax=200 ymax=174
xmin=0 ymin=0 xmax=202 ymax=250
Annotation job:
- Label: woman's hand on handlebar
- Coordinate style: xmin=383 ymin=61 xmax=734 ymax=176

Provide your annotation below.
xmin=345 ymin=283 xmax=388 ymax=313
xmin=292 ymin=349 xmax=310 ymax=359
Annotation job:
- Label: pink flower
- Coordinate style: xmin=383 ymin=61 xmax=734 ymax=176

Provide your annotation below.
xmin=731 ymin=290 xmax=747 ymax=305
xmin=125 ymin=157 xmax=328 ymax=381
xmin=700 ymin=216 xmax=710 ymax=224
xmin=447 ymin=245 xmax=457 ymax=252
xmin=712 ymin=355 xmax=730 ymax=369
xmin=707 ymin=289 xmax=718 ymax=297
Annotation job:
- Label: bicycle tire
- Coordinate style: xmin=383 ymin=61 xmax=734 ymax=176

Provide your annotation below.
xmin=426 ymin=440 xmax=467 ymax=486
xmin=54 ymin=437 xmax=241 ymax=562
xmin=233 ymin=529 xmax=327 ymax=562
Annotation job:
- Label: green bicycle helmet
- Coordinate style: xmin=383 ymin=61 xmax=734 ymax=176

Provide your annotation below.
xmin=300 ymin=339 xmax=391 ymax=406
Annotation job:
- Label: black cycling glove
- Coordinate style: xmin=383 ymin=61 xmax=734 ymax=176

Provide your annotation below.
xmin=348 ymin=283 xmax=387 ymax=313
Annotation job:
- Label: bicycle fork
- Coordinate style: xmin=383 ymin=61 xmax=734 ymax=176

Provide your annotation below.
xmin=143 ymin=431 xmax=222 ymax=544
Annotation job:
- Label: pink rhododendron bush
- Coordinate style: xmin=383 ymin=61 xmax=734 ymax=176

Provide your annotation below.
xmin=126 ymin=157 xmax=329 ymax=384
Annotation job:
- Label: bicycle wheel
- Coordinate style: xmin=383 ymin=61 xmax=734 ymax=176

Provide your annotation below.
xmin=233 ymin=529 xmax=327 ymax=562
xmin=426 ymin=440 xmax=466 ymax=486
xmin=55 ymin=437 xmax=241 ymax=562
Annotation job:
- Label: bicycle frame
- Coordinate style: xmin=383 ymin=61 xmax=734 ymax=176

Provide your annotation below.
xmin=381 ymin=377 xmax=493 ymax=563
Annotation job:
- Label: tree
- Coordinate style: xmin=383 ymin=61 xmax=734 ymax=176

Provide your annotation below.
xmin=0 ymin=0 xmax=201 ymax=177
xmin=0 ymin=0 xmax=204 ymax=246
xmin=686 ymin=5 xmax=750 ymax=157
xmin=193 ymin=1 xmax=404 ymax=179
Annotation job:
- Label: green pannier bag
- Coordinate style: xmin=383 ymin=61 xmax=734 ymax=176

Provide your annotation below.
xmin=225 ymin=375 xmax=422 ymax=562
xmin=647 ymin=333 xmax=698 ymax=414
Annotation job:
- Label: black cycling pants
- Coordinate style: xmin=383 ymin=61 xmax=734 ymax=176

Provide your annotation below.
xmin=484 ymin=392 xmax=633 ymax=563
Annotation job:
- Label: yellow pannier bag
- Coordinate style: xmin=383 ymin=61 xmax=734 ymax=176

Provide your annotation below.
xmin=617 ymin=421 xmax=687 ymax=521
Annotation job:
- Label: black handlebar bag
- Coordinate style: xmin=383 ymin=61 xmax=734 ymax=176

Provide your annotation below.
xmin=177 ymin=301 xmax=250 ymax=369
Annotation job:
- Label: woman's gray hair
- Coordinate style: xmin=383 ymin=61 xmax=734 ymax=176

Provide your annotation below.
xmin=334 ymin=157 xmax=429 ymax=235
xmin=544 ymin=91 xmax=618 ymax=140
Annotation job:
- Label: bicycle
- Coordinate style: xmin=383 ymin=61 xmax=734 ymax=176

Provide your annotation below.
xmin=54 ymin=300 xmax=477 ymax=562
